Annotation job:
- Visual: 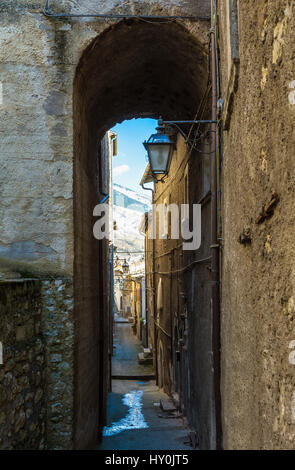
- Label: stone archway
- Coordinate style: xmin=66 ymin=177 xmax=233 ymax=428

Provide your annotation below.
xmin=73 ymin=18 xmax=208 ymax=449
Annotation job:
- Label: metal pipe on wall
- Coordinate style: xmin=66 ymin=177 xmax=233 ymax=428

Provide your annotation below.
xmin=210 ymin=0 xmax=222 ymax=450
xmin=152 ymin=237 xmax=159 ymax=384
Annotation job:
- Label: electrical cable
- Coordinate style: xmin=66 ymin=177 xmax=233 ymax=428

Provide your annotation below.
xmin=146 ymin=256 xmax=212 ymax=277
xmin=153 ymin=77 xmax=212 ymax=205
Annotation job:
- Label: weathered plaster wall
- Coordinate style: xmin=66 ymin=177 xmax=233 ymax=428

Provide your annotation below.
xmin=219 ymin=0 xmax=295 ymax=449
xmin=51 ymin=0 xmax=210 ymax=17
xmin=0 ymin=1 xmax=74 ymax=278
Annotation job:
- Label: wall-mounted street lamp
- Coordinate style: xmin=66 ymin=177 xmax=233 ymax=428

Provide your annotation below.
xmin=143 ymin=117 xmax=217 ymax=181
xmin=122 ymin=259 xmax=129 ymax=274
xmin=143 ymin=120 xmax=175 ymax=178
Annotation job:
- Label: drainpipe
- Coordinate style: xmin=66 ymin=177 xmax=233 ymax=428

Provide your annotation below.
xmin=153 ymin=236 xmax=158 ymax=385
xmin=210 ymin=0 xmax=222 ymax=450
xmin=141 ymin=183 xmax=154 ymax=198
xmin=109 ymin=244 xmax=114 ymax=393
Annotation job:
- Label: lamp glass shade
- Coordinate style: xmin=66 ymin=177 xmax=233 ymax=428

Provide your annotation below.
xmin=122 ymin=259 xmax=129 ymax=273
xmin=143 ymin=133 xmax=173 ymax=175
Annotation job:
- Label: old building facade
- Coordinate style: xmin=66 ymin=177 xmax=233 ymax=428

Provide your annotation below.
xmin=142 ymin=130 xmax=214 ymax=448
xmin=0 ymin=0 xmax=294 ymax=450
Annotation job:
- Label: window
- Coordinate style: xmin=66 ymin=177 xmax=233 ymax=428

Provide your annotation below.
xmin=184 ymin=164 xmax=189 ymax=205
xmin=162 ymin=198 xmax=168 ymax=239
xmin=223 ymin=0 xmax=240 ymax=130
xmin=156 ymin=278 xmax=164 ymax=322
xmin=225 ymin=0 xmax=240 ymax=78
xmin=99 ymin=133 xmax=110 ymax=196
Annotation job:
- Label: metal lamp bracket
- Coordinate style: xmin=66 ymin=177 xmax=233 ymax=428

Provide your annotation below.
xmin=159 ymin=118 xmax=217 ymax=148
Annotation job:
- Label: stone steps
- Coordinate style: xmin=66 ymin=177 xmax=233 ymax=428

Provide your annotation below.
xmin=137 ymin=352 xmax=153 ymax=365
xmin=160 ymin=398 xmax=177 ymax=413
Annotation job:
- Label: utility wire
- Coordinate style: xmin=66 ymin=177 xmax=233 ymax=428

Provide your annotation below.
xmin=146 ymin=257 xmax=212 ymax=276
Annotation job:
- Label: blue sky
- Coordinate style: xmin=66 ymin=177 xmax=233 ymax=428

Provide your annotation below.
xmin=111 ymin=118 xmax=157 ymax=196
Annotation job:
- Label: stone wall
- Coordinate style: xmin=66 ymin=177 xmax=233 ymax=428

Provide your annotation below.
xmin=219 ymin=0 xmax=295 ymax=449
xmin=0 ymin=279 xmax=74 ymax=450
xmin=0 ymin=280 xmax=46 ymax=450
xmin=41 ymin=279 xmax=74 ymax=450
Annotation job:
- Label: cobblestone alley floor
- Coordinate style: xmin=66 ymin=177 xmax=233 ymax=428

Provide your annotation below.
xmin=96 ymin=318 xmax=193 ymax=450
xmin=111 ymin=315 xmax=155 ymax=379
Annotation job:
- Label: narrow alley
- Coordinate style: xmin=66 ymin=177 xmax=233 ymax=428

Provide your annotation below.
xmin=1 ymin=0 xmax=295 ymax=454
xmin=98 ymin=316 xmax=192 ymax=451
xmin=111 ymin=315 xmax=154 ymax=380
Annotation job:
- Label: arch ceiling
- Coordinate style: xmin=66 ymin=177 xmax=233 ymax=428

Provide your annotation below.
xmin=74 ymin=19 xmax=209 ymax=139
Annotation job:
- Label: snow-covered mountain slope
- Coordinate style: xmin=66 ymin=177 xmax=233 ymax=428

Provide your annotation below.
xmin=112 ymin=184 xmax=151 ymax=254
xmin=113 ymin=183 xmax=151 ymax=210
xmin=113 ymin=205 xmax=144 ymax=252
